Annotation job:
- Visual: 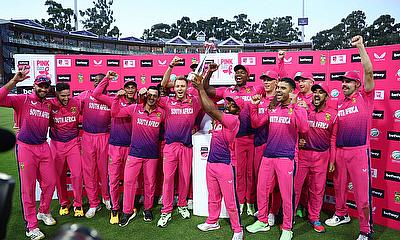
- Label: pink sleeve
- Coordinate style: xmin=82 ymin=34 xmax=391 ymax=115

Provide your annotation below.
xmin=295 ymin=106 xmax=309 ymax=134
xmin=329 ymin=115 xmax=338 ymax=164
xmin=0 ymin=87 xmax=24 ymax=109
xmin=221 ymin=113 xmax=238 ymax=131
xmin=275 ymin=58 xmax=288 ymax=79
xmin=158 ymin=96 xmax=168 ymax=109
xmin=92 ymin=77 xmax=112 ymax=107
xmin=75 ymin=91 xmax=86 ymax=102
xmin=215 ymin=87 xmax=227 ymax=100
xmin=250 ymin=103 xmax=269 ymax=128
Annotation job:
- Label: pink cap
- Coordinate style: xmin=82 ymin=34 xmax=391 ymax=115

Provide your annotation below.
xmin=34 ymin=75 xmax=51 ymax=85
xmin=260 ymin=70 xmax=279 ymax=80
xmin=294 ymin=71 xmax=314 ymax=81
xmin=338 ymin=70 xmax=361 ymax=82
xmin=311 ymin=82 xmax=330 ymax=96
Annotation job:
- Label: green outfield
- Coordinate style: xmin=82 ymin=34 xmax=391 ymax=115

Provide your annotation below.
xmin=0 ymin=107 xmax=399 ymax=239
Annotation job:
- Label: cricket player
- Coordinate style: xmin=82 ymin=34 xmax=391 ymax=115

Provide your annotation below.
xmin=294 ymin=82 xmax=338 ymax=233
xmin=111 ymin=86 xmax=165 ymax=226
xmin=157 ymin=74 xmax=202 ymax=227
xmin=246 ymin=78 xmax=309 ymax=240
xmin=325 ymin=35 xmax=375 ymax=240
xmin=92 ymin=71 xmax=137 ymax=224
xmin=76 ymin=73 xmax=113 ymax=218
xmin=49 ymin=83 xmax=83 ymax=218
xmin=191 ymin=74 xmax=243 ymax=240
xmin=0 ymin=69 xmax=56 ymax=240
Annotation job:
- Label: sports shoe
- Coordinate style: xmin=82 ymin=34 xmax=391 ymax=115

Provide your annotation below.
xmin=232 ymin=230 xmax=244 ymax=240
xmin=246 ymin=220 xmax=270 ymax=233
xmin=143 ymin=210 xmax=153 ymax=222
xmin=110 ymin=210 xmax=119 ymax=224
xmin=280 ymin=229 xmax=293 ymax=240
xmin=310 ymin=220 xmax=325 ymax=233
xmin=59 ymin=206 xmax=69 ymax=216
xmin=254 ymin=211 xmax=259 ymax=218
xmin=102 ymin=198 xmax=112 ymax=210
xmin=26 ymin=228 xmax=45 ymax=240
xmin=240 ymin=204 xmax=244 ymax=215
xmin=268 ymin=213 xmax=275 ymax=226
xmin=187 ymin=199 xmax=193 ymax=210
xmin=325 ymin=214 xmax=351 ymax=227
xmin=356 ymin=232 xmax=372 ymax=240
xmin=85 ymin=205 xmax=102 ymax=218
xmin=74 ymin=207 xmax=84 ymax=217
xmin=178 ymin=206 xmax=190 ymax=219
xmin=119 ymin=210 xmax=137 ymax=227
xmin=157 ymin=213 xmax=172 ymax=227
xmin=37 ymin=212 xmax=56 ymax=226
xmin=247 ymin=203 xmax=255 ymax=216
xmin=197 ymin=222 xmax=220 ymax=231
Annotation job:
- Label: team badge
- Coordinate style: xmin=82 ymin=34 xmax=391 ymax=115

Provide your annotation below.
xmin=325 ymin=113 xmax=331 ymax=121
xmin=47 ymin=103 xmax=51 ymax=110
xmin=19 ymin=163 xmax=24 ymax=170
xmin=140 ymin=74 xmax=146 ymax=84
xmin=352 ymin=98 xmax=356 ymax=103
xmin=71 ymin=106 xmax=77 ymax=113
xmin=246 ymin=88 xmax=251 ymax=93
xmin=395 ymin=192 xmax=400 ymax=204
xmin=288 ymin=108 xmax=293 ymax=115
xmin=156 ymin=112 xmax=161 ymax=118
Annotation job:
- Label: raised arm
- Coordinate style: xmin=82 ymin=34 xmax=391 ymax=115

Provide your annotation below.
xmin=202 ymin=63 xmax=219 ymax=98
xmin=0 ymin=67 xmax=30 ymax=107
xmin=276 ymin=50 xmax=288 ymax=79
xmin=161 ymin=56 xmax=182 ymax=88
xmin=249 ymin=95 xmax=269 ymax=128
xmin=352 ymin=35 xmax=374 ymax=92
xmin=110 ymin=90 xmax=136 ymax=118
xmin=92 ymin=70 xmax=116 ymax=107
xmin=295 ymin=106 xmax=309 ymax=134
xmin=192 ymin=74 xmax=222 ymax=122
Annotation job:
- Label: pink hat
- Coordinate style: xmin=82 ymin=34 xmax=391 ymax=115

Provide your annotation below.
xmin=294 ymin=71 xmax=314 ymax=81
xmin=338 ymin=70 xmax=361 ymax=83
xmin=311 ymin=82 xmax=330 ymax=96
xmin=260 ymin=70 xmax=279 ymax=80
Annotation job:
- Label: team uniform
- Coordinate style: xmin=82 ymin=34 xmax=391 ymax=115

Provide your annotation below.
xmin=77 ymin=87 xmax=111 ymax=209
xmin=331 ymin=88 xmax=374 ymax=235
xmin=203 ymin=113 xmax=242 ymax=233
xmin=49 ymin=98 xmax=83 ymax=210
xmin=158 ymin=95 xmax=201 ymax=214
xmin=249 ymin=103 xmax=309 ymax=231
xmin=0 ymin=87 xmax=56 ymax=232
xmin=294 ymin=105 xmax=338 ymax=224
xmin=92 ymin=77 xmax=133 ymax=213
xmin=215 ymin=85 xmax=264 ymax=206
xmin=111 ymin=101 xmax=165 ymax=215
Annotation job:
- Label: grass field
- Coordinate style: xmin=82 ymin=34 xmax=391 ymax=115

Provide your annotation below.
xmin=0 ymin=107 xmax=399 ymax=239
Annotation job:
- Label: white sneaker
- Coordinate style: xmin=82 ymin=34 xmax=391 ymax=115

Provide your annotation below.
xmin=232 ymin=231 xmax=244 ymax=240
xmin=102 ymin=198 xmax=111 ymax=210
xmin=356 ymin=233 xmax=371 ymax=240
xmin=280 ymin=229 xmax=293 ymax=240
xmin=325 ymin=214 xmax=351 ymax=227
xmin=36 ymin=212 xmax=56 ymax=226
xmin=26 ymin=228 xmax=45 ymax=240
xmin=268 ymin=213 xmax=275 ymax=226
xmin=85 ymin=205 xmax=102 ymax=218
xmin=178 ymin=206 xmax=191 ymax=219
xmin=197 ymin=222 xmax=220 ymax=231
xmin=187 ymin=199 xmax=193 ymax=210
xmin=247 ymin=203 xmax=255 ymax=216
xmin=157 ymin=213 xmax=172 ymax=227
xmin=240 ymin=204 xmax=244 ymax=215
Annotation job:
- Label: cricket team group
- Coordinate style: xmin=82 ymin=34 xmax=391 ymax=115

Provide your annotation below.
xmin=0 ymin=35 xmax=375 ymax=240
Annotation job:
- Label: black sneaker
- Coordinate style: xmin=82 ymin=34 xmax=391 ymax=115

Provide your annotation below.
xmin=119 ymin=211 xmax=136 ymax=227
xmin=143 ymin=210 xmax=153 ymax=222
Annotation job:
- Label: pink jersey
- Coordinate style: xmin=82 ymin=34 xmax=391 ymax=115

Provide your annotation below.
xmin=0 ymin=87 xmax=51 ymax=144
xmin=254 ymin=95 xmax=274 ymax=146
xmin=250 ymin=103 xmax=309 ymax=160
xmin=77 ymin=89 xmax=111 ymax=134
xmin=111 ymin=101 xmax=165 ymax=159
xmin=208 ymin=113 xmax=240 ymax=164
xmin=93 ymin=77 xmax=132 ymax=146
xmin=158 ymin=95 xmax=201 ymax=147
xmin=296 ymin=92 xmax=313 ymax=109
xmin=216 ymin=85 xmax=264 ymax=137
xmin=49 ymin=98 xmax=81 ymax=142
xmin=336 ymin=89 xmax=373 ymax=147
